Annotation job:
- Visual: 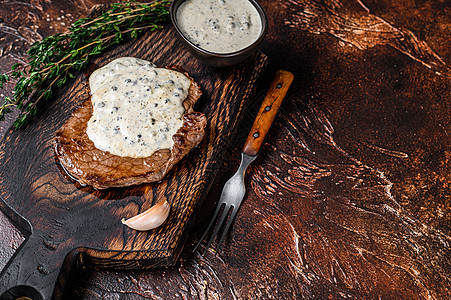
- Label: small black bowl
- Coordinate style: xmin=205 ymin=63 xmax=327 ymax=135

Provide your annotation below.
xmin=170 ymin=0 xmax=268 ymax=68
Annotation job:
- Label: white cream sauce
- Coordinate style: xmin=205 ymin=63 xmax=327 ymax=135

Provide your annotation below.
xmin=176 ymin=0 xmax=262 ymax=54
xmin=86 ymin=57 xmax=190 ymax=158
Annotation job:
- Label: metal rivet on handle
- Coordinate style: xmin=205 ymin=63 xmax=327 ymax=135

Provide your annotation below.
xmin=276 ymin=83 xmax=282 ymax=89
xmin=265 ymin=105 xmax=271 ymax=111
xmin=253 ymin=132 xmax=259 ymax=138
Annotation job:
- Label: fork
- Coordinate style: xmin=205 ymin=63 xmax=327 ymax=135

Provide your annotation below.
xmin=193 ymin=70 xmax=294 ymax=255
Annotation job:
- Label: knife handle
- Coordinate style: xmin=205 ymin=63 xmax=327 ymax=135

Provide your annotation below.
xmin=243 ymin=70 xmax=294 ymax=156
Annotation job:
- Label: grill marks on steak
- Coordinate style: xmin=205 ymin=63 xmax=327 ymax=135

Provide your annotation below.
xmin=54 ymin=69 xmax=206 ymax=189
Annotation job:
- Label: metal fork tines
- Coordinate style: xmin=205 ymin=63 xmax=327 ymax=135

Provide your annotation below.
xmin=193 ymin=153 xmax=256 ymax=255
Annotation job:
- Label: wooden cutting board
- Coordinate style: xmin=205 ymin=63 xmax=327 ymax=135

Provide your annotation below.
xmin=0 ymin=22 xmax=267 ymax=299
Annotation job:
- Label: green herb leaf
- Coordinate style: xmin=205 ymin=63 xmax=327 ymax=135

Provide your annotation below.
xmin=11 ymin=63 xmax=23 ymax=71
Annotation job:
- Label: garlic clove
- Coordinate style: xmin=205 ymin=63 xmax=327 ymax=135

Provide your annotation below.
xmin=122 ymin=200 xmax=170 ymax=231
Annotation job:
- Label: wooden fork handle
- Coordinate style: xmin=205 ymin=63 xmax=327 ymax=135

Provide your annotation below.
xmin=242 ymin=70 xmax=294 ymax=156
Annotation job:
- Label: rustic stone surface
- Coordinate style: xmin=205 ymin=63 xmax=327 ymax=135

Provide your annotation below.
xmin=1 ymin=0 xmax=450 ymax=299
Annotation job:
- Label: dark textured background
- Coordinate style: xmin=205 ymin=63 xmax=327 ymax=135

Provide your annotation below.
xmin=0 ymin=0 xmax=450 ymax=298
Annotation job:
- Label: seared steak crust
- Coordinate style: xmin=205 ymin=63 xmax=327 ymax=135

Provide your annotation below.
xmin=54 ymin=69 xmax=206 ymax=189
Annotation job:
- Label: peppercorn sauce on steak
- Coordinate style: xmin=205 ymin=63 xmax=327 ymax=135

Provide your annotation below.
xmin=54 ymin=57 xmax=206 ymax=189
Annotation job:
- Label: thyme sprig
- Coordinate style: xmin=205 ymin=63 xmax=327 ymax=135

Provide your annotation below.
xmin=0 ymin=0 xmax=170 ymax=128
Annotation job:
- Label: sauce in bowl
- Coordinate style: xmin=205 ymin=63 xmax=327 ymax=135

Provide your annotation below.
xmin=175 ymin=0 xmax=263 ymax=54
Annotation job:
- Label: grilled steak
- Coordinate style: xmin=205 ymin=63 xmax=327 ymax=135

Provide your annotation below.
xmin=54 ymin=68 xmax=206 ymax=189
